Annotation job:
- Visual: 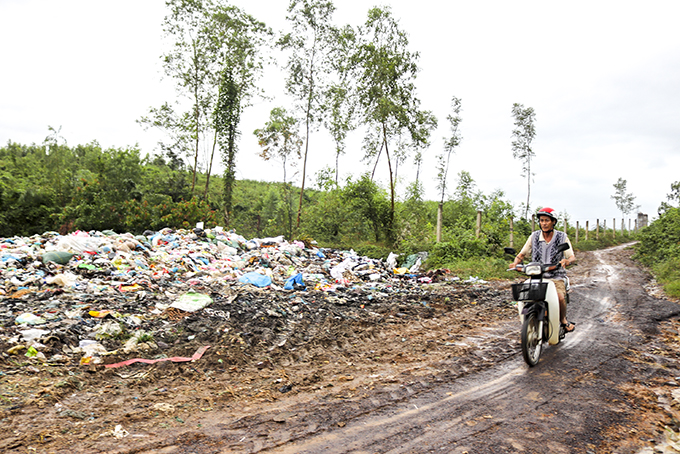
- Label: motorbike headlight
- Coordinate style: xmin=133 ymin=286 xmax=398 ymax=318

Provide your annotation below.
xmin=524 ymin=264 xmax=542 ymax=276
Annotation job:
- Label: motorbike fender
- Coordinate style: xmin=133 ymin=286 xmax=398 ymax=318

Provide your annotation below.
xmin=516 ymin=281 xmax=561 ymax=345
xmin=544 ymin=281 xmax=561 ymax=345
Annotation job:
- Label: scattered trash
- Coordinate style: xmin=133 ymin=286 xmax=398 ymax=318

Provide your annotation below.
xmin=0 ymin=227 xmax=467 ymax=370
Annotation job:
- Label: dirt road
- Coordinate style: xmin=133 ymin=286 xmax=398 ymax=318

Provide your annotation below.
xmin=3 ymin=244 xmax=680 ymax=453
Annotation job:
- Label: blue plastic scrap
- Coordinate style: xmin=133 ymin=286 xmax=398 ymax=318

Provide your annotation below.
xmin=238 ymin=272 xmax=272 ymax=288
xmin=284 ymin=273 xmax=306 ymax=291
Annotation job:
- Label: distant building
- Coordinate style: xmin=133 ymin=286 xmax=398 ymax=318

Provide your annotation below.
xmin=637 ymin=212 xmax=648 ymax=228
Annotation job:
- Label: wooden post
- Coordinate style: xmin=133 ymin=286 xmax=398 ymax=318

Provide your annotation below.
xmin=575 ymin=221 xmax=579 ymax=244
xmin=509 ymin=217 xmax=514 ymax=248
xmin=622 ymin=218 xmax=625 ymax=233
xmin=586 ymin=220 xmax=589 ymax=241
xmin=475 ymin=211 xmax=482 ymax=239
xmin=596 ymin=219 xmax=600 ymax=240
xmin=531 ymin=214 xmax=536 ymax=232
xmin=613 ymin=218 xmax=616 ymax=239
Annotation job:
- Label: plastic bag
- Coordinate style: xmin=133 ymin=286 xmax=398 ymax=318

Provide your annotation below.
xmin=42 ymin=251 xmax=74 ymax=265
xmin=16 ymin=313 xmax=47 ymax=325
xmin=238 ymin=272 xmax=272 ymax=288
xmin=386 ymin=252 xmax=399 ymax=270
xmin=170 ymin=292 xmax=213 ymax=312
xmin=284 ymin=272 xmax=305 ymax=290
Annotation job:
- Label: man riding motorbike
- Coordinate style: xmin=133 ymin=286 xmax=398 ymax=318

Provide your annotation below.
xmin=508 ymin=207 xmax=577 ymax=332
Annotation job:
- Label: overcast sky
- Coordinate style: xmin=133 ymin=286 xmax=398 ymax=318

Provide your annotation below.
xmin=1 ymin=0 xmax=679 ymax=227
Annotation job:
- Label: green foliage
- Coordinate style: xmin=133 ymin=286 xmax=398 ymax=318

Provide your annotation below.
xmin=253 ymin=107 xmax=303 ymax=184
xmin=349 ymin=7 xmax=437 ymax=242
xmin=341 ymin=174 xmax=391 ymax=243
xmin=444 ymin=257 xmax=510 ymax=281
xmin=279 ymin=0 xmax=338 ymax=226
xmin=353 ymin=243 xmax=393 ymax=260
xmin=634 ymin=207 xmax=680 ymax=266
xmin=634 ymin=183 xmax=680 ymax=297
xmin=429 ymin=223 xmax=492 ymax=268
xmin=123 ymin=197 xmax=221 ymax=233
xmin=650 ymin=257 xmax=680 ymax=298
xmin=302 ymin=170 xmax=345 ymax=243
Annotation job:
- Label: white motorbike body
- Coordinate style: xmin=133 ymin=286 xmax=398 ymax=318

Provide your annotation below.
xmin=517 ymin=278 xmax=561 ymax=345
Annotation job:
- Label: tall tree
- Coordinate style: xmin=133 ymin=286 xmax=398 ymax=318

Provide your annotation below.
xmin=141 ymin=0 xmax=217 ymax=194
xmin=324 ymin=24 xmax=356 ymax=185
xmin=435 ymin=96 xmax=462 ymax=241
xmin=210 ymin=5 xmax=270 ymax=224
xmin=278 ymin=0 xmax=337 ymax=228
xmin=511 ymin=103 xmax=536 ymax=219
xmin=254 ymin=108 xmax=303 ymax=239
xmin=140 ymin=1 xmax=268 ymax=212
xmin=350 ymin=6 xmax=437 ymax=243
xmin=254 ymin=107 xmax=303 ymax=185
xmin=611 ymin=177 xmax=637 ymax=218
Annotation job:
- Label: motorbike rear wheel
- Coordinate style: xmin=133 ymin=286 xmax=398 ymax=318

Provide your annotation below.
xmin=521 ymin=312 xmax=543 ymax=366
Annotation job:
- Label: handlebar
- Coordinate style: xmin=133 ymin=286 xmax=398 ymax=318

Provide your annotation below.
xmin=507 ymin=263 xmax=563 ymax=273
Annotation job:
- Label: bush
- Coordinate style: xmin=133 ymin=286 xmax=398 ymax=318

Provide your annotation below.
xmin=635 ymin=207 xmax=680 ymax=266
xmin=633 ymin=206 xmax=680 ymax=299
xmin=353 ymin=243 xmax=393 ymax=261
xmin=428 ymin=229 xmax=491 ymax=268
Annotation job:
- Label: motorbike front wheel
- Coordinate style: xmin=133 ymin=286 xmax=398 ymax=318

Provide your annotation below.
xmin=521 ymin=312 xmax=543 ymax=366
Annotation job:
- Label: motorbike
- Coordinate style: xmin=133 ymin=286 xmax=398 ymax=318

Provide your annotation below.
xmin=504 ymin=243 xmax=571 ymax=366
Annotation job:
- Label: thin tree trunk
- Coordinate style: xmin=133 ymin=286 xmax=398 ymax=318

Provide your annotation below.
xmin=371 ymin=142 xmax=384 ymax=181
xmin=296 ymin=39 xmax=318 ymax=229
xmin=335 ymin=151 xmax=340 ymax=185
xmin=525 ymin=156 xmax=531 ymax=219
xmin=436 ymin=202 xmax=443 ymax=242
xmin=191 ymin=43 xmax=200 ymax=194
xmin=204 ymin=129 xmax=218 ymax=199
xmin=383 ymin=125 xmax=395 ymax=242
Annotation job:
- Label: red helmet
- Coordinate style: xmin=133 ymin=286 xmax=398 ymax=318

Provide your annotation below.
xmin=537 ymin=207 xmax=557 ymax=222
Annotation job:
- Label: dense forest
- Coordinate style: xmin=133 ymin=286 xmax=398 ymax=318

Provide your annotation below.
xmin=0 ymin=140 xmax=524 ymax=261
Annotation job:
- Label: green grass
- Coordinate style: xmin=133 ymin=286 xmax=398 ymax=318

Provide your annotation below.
xmin=653 ymin=257 xmax=680 ymax=299
xmin=433 ymin=256 xmax=515 ymax=281
xmin=573 ymin=232 xmax=637 ymax=252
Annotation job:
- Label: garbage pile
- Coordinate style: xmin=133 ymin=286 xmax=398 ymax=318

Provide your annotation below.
xmin=0 ymin=227 xmax=470 ymax=369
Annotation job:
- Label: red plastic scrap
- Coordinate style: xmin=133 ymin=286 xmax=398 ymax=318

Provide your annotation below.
xmin=104 ymin=345 xmax=210 ymax=368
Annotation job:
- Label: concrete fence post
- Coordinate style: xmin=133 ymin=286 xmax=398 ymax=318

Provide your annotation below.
xmin=509 ymin=217 xmax=514 ymax=248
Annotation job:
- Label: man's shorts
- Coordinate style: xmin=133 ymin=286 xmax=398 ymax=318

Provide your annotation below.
xmin=551 ymin=279 xmax=566 ymax=301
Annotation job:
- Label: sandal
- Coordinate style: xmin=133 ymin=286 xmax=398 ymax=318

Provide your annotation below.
xmin=561 ymin=321 xmax=576 ymax=333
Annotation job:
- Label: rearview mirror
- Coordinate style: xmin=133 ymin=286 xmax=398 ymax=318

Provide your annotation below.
xmin=557 ymin=243 xmax=570 ymax=253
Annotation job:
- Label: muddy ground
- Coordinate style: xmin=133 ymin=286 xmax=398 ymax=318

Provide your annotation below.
xmin=2 ymin=244 xmax=680 ymax=453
